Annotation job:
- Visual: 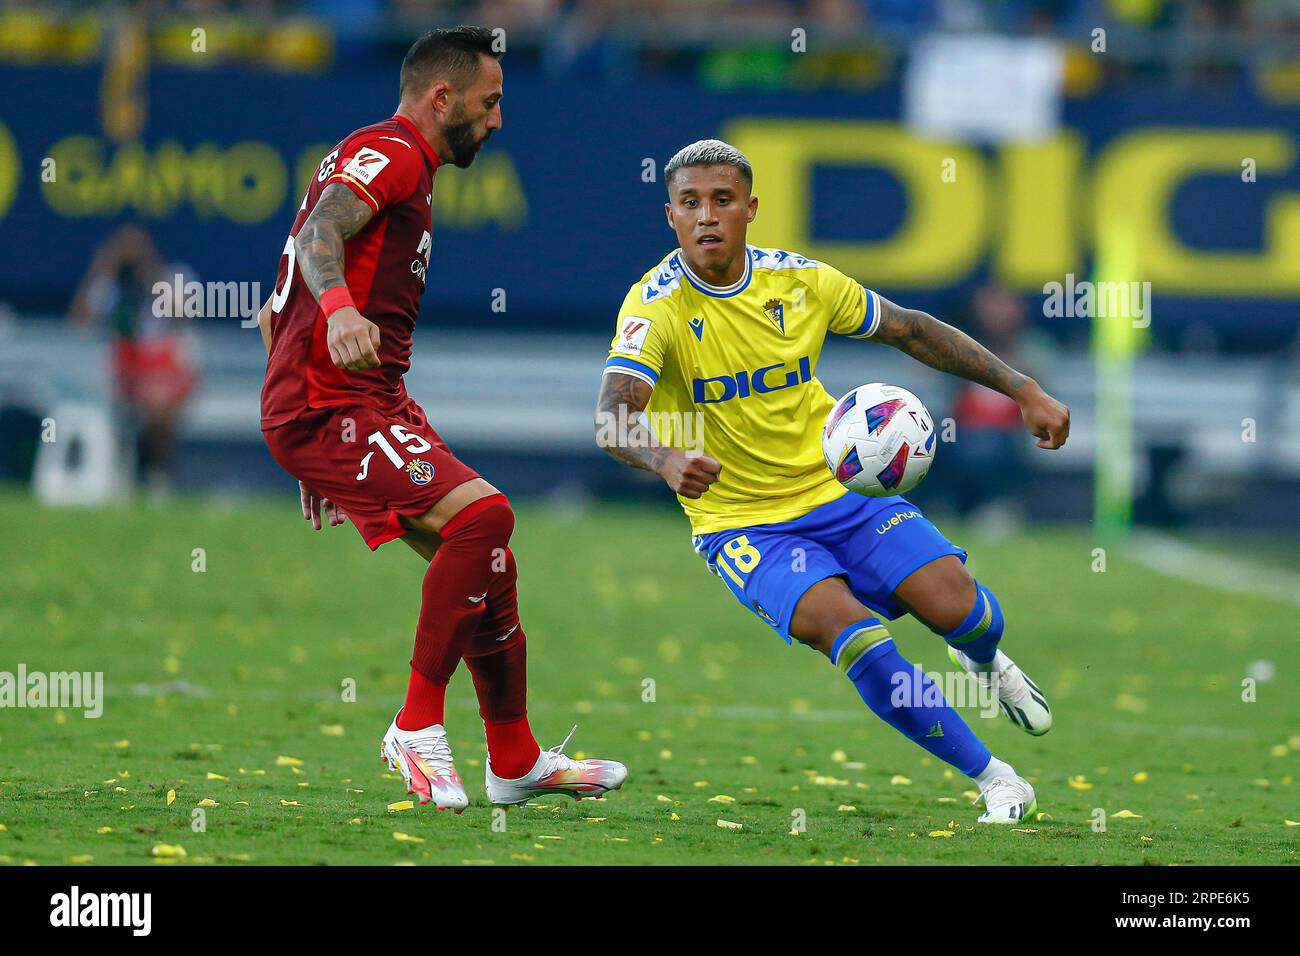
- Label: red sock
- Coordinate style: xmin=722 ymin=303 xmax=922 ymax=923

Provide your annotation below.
xmin=397 ymin=668 xmax=446 ymax=730
xmin=462 ymin=546 xmax=539 ymax=777
xmin=405 ymin=494 xmax=514 ymax=728
xmin=484 ymin=716 xmax=541 ymax=779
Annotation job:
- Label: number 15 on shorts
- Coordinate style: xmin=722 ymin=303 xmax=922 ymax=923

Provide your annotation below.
xmin=356 ymin=425 xmax=432 ymax=481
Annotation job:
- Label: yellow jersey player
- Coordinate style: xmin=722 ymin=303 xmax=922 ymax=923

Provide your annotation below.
xmin=594 ymin=140 xmax=1071 ymax=824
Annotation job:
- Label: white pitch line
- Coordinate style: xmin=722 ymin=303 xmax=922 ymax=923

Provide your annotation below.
xmin=1128 ymin=530 xmax=1300 ymax=608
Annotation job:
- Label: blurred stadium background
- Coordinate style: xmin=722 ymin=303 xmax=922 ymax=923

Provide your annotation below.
xmin=2 ymin=0 xmax=1299 ymax=539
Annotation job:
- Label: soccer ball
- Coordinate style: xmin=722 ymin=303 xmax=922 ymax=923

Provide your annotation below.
xmin=821 ymin=382 xmax=936 ymax=497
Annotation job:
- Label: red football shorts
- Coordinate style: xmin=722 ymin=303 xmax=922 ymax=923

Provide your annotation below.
xmin=263 ymin=401 xmax=480 ymax=550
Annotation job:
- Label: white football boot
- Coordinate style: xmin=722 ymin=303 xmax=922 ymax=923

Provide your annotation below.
xmin=975 ymin=775 xmax=1038 ymax=824
xmin=949 ymin=647 xmax=1052 ymax=736
xmin=485 ymin=725 xmax=628 ymax=807
xmin=380 ymin=713 xmax=469 ymax=812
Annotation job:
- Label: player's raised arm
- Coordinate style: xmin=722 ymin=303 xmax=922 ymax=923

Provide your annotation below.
xmin=870 ymin=294 xmax=1071 ymax=450
xmin=294 ymin=183 xmax=382 ymax=372
xmin=594 ymin=371 xmax=721 ymax=498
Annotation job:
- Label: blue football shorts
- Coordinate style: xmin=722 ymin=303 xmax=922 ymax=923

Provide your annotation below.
xmin=692 ymin=492 xmax=966 ymax=643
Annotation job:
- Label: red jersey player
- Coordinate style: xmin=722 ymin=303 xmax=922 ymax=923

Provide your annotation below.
xmin=257 ymin=27 xmax=626 ymax=811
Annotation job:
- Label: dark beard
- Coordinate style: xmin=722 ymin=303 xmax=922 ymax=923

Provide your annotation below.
xmin=445 ymin=119 xmax=484 ymax=168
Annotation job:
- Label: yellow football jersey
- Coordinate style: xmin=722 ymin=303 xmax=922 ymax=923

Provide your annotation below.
xmin=604 ymin=245 xmax=882 ymax=535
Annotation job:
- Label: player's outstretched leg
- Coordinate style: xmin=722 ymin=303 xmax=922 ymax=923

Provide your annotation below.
xmin=897 ymin=559 xmax=1052 ymax=736
xmin=794 ymin=578 xmax=1035 ymax=824
xmin=382 ymin=490 xmax=517 ymax=809
xmin=462 ymin=547 xmax=627 ymax=806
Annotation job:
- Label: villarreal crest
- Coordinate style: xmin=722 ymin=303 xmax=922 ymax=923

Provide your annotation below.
xmin=405 ymin=458 xmax=435 ymax=485
xmin=763 ymin=297 xmax=786 ymax=334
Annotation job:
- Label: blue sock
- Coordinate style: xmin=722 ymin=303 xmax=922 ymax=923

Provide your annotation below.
xmin=831 ymin=620 xmax=992 ymax=778
xmin=941 ymin=582 xmax=1004 ymax=665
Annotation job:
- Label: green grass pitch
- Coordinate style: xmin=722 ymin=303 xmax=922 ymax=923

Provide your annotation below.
xmin=0 ymin=490 xmax=1296 ymax=866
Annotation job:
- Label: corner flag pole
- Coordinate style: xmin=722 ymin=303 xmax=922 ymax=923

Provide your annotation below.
xmin=1091 ymin=219 xmax=1149 ymax=546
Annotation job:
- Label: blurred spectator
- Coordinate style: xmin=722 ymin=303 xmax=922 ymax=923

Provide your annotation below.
xmin=68 ymin=225 xmax=200 ymax=496
xmin=947 ymin=283 xmax=1042 ymax=529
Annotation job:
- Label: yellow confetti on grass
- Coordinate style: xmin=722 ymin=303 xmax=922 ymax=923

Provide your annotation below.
xmin=811 ymin=775 xmax=849 ymax=786
xmin=320 ymin=725 xmax=345 ymax=737
xmin=276 ymin=756 xmax=304 ymax=767
xmin=1284 ymin=820 xmax=1300 ymax=827
xmin=831 ymin=749 xmax=848 ymax=763
xmin=1140 ymin=835 xmax=1154 ymax=843
xmin=96 ymin=827 xmax=113 ymax=834
xmin=388 ymin=800 xmax=414 ymax=812
xmin=1111 ymin=810 xmax=1142 ymax=819
xmin=656 ymin=795 xmax=673 ymax=803
xmin=280 ymin=800 xmax=302 ymax=807
xmin=348 ymin=818 xmax=363 ymax=825
xmin=890 ymin=775 xmax=912 ymax=786
xmin=65 ymin=855 xmax=93 ymax=864
xmin=166 ymin=789 xmax=176 ymax=806
xmin=151 ymin=843 xmax=187 ymax=858
xmin=1133 ymin=772 xmax=1149 ymax=783
xmin=837 ymin=805 xmax=857 ymax=812
xmin=392 ymin=832 xmax=424 ymax=844
xmin=1270 ymin=744 xmax=1289 ymax=757
xmin=670 ymin=812 xmax=681 ymax=821
xmin=196 ymin=799 xmax=219 ymax=808
xmin=583 ymin=817 xmax=607 ymax=823
xmin=205 ymin=773 xmax=228 ymax=781
xmin=707 ymin=795 xmax=736 ymax=804
xmin=1068 ymin=776 xmax=1094 ymax=791
xmin=928 ymin=830 xmax=955 ymax=838
xmin=716 ymin=819 xmax=743 ymax=831
xmin=739 ymin=755 xmax=758 ymax=765
xmin=114 ymin=740 xmax=130 ymax=749
xmin=0 ymin=824 xmax=6 ymax=831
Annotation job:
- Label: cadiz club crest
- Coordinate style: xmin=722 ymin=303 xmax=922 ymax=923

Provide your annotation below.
xmin=763 ymin=298 xmax=786 ymax=334
xmin=405 ymin=458 xmax=435 ymax=485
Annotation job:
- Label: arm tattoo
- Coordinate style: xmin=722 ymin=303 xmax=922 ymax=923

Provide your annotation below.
xmin=294 ymin=183 xmax=375 ymax=301
xmin=594 ymin=372 xmax=672 ymax=474
xmin=871 ymin=295 xmax=1031 ymax=398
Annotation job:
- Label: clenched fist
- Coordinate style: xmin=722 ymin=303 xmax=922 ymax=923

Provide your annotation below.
xmin=1017 ymin=381 xmax=1071 ymax=450
xmin=658 ymin=450 xmax=722 ymax=499
xmin=327 ymin=306 xmax=382 ymax=371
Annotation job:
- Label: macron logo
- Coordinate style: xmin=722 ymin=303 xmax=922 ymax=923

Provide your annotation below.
xmin=50 ymin=886 xmax=151 ymax=936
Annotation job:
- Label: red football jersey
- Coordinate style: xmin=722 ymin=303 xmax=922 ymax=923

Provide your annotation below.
xmin=262 ymin=115 xmax=440 ymax=429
